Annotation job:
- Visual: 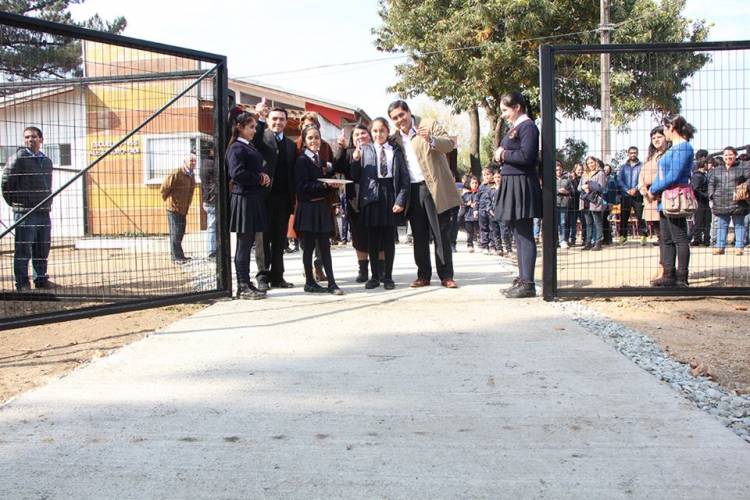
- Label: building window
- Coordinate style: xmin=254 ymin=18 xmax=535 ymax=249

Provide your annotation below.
xmin=142 ymin=133 xmax=210 ymax=184
xmin=59 ymin=144 xmax=72 ymax=166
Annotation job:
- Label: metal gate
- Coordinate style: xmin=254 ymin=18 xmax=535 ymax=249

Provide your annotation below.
xmin=0 ymin=12 xmax=231 ymax=328
xmin=540 ymin=41 xmax=750 ymax=300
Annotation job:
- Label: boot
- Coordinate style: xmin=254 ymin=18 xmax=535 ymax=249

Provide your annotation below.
xmin=675 ymin=270 xmax=689 ymax=288
xmin=356 ymin=260 xmax=368 ymax=283
xmin=651 ymin=269 xmax=676 ymax=287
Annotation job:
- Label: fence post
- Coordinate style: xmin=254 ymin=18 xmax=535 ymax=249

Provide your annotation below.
xmin=539 ymin=44 xmax=557 ymax=301
xmin=214 ymin=59 xmax=232 ymax=295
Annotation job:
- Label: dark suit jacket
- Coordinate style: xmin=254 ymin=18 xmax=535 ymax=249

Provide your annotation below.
xmin=253 ymin=120 xmax=297 ymax=196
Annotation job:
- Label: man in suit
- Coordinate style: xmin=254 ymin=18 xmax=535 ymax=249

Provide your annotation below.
xmin=253 ymin=104 xmax=296 ymax=289
xmin=388 ymin=100 xmax=461 ymax=288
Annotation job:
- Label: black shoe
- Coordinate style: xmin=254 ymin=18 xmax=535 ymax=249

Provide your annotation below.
xmin=365 ymin=279 xmax=380 ymax=289
xmin=236 ymin=283 xmax=266 ymax=300
xmin=34 ymin=280 xmax=60 ymax=290
xmin=270 ymin=280 xmax=294 ymax=288
xmin=304 ymin=283 xmax=328 ymax=293
xmin=328 ymin=284 xmax=344 ymax=295
xmin=355 ymin=272 xmax=368 ymax=283
xmin=383 ymin=280 xmax=395 ymax=290
xmin=256 ymin=280 xmax=270 ymax=292
xmin=591 ymin=242 xmax=602 ymax=251
xmin=581 ymin=244 xmax=592 ymax=251
xmin=651 ymin=271 xmax=676 ymax=287
xmin=502 ymin=277 xmax=522 ymax=296
xmin=506 ymin=283 xmax=536 ymax=298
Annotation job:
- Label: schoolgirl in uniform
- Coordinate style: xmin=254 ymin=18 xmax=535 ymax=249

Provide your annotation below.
xmin=493 ymin=91 xmax=541 ymax=298
xmin=226 ymin=111 xmax=271 ymax=300
xmin=350 ymin=117 xmax=410 ymax=290
xmin=462 ymin=176 xmax=480 ymax=252
xmin=294 ymin=125 xmax=343 ymax=295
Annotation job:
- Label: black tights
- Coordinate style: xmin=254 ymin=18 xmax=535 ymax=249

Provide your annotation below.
xmin=367 ymin=225 xmax=395 ymax=281
xmin=303 ymin=232 xmax=335 ymax=286
xmin=235 ymin=232 xmax=254 ymax=286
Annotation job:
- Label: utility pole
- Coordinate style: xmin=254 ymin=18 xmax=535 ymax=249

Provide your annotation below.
xmin=600 ymin=0 xmax=612 ymax=162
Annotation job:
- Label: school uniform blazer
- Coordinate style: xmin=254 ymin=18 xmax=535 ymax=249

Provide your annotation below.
xmin=225 ymin=140 xmax=267 ymax=196
xmin=294 ymin=154 xmax=334 ymax=202
xmin=389 ymin=116 xmax=461 ymax=214
xmin=349 ymin=142 xmax=411 ymax=216
xmin=253 ymin=120 xmax=297 ymax=196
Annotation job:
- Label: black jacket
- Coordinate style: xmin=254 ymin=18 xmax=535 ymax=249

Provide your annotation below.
xmin=252 ymin=121 xmax=296 ymax=197
xmin=295 ymin=153 xmax=334 ymax=202
xmin=225 ymin=140 xmax=267 ymax=196
xmin=349 ymin=142 xmax=410 ymax=218
xmin=690 ymin=170 xmax=710 ymax=206
xmin=708 ymin=162 xmax=750 ymax=216
xmin=199 ymin=157 xmax=216 ymax=205
xmin=1 ymin=148 xmax=53 ymax=212
xmin=498 ymin=119 xmax=539 ymax=176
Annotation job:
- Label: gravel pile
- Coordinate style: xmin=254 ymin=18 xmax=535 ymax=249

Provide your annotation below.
xmin=554 ymin=298 xmax=750 ymax=444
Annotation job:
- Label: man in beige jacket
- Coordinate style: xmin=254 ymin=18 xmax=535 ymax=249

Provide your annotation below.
xmin=160 ymin=154 xmax=196 ymax=264
xmin=388 ymin=100 xmax=461 ymax=288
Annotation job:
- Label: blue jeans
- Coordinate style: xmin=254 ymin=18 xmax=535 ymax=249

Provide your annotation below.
xmin=13 ymin=210 xmax=51 ymax=288
xmin=167 ymin=211 xmax=187 ymax=260
xmin=533 ymin=218 xmax=541 ymax=238
xmin=715 ymin=214 xmax=746 ymax=249
xmin=203 ymin=203 xmax=216 ymax=257
xmin=556 ymin=207 xmax=568 ymax=243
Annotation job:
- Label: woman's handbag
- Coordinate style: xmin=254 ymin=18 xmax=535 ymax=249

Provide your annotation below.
xmin=662 ymin=184 xmax=698 ymax=217
xmin=734 ymin=182 xmax=749 ymax=202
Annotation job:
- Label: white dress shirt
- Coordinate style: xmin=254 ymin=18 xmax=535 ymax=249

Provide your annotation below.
xmin=399 ymin=119 xmax=424 ymax=183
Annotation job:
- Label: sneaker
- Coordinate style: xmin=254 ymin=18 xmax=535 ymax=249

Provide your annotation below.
xmin=712 ymin=248 xmax=725 ymax=255
xmin=506 ymin=283 xmax=536 ymax=298
xmin=640 ymin=235 xmax=648 ymax=246
xmin=560 ymin=241 xmax=569 ymax=249
xmin=16 ymin=282 xmax=31 ymax=292
xmin=735 ymin=248 xmax=744 ymax=256
xmin=468 ymin=247 xmax=475 ymax=253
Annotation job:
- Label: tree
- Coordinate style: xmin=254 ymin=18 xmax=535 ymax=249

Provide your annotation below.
xmin=556 ymin=138 xmax=587 ymax=171
xmin=0 ymin=0 xmax=126 ymax=81
xmin=373 ymin=0 xmax=710 ymax=146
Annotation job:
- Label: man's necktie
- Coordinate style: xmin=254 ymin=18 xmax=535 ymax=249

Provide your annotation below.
xmin=379 ymin=146 xmax=388 ymax=178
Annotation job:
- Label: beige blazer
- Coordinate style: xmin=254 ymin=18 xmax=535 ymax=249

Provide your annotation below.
xmin=638 ymin=153 xmax=662 ymax=222
xmin=390 ymin=116 xmax=460 ymax=214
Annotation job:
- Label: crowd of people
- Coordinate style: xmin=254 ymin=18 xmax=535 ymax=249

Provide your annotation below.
xmin=554 ymin=115 xmax=749 ymax=287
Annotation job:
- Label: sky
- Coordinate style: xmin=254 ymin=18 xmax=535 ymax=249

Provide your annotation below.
xmin=68 ymin=0 xmax=750 ymax=154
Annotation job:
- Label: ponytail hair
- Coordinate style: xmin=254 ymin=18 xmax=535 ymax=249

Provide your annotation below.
xmin=227 ymin=109 xmax=257 ymax=150
xmin=501 ymin=91 xmax=536 ymax=121
xmin=662 ymin=114 xmax=696 ymax=141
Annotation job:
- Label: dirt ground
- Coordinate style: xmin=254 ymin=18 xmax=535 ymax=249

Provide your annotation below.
xmin=587 ymin=296 xmax=750 ymax=395
xmin=0 ymin=302 xmax=209 ymax=404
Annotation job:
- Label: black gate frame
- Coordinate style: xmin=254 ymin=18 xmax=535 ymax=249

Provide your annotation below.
xmin=539 ymin=40 xmax=750 ymax=301
xmin=0 ymin=12 xmax=232 ymax=328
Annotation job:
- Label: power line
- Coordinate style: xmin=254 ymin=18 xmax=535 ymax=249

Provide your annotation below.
xmin=235 ymin=13 xmax=655 ymax=80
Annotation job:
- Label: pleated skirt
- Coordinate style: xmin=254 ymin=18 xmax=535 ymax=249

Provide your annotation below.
xmin=229 ymin=193 xmax=267 ymax=235
xmin=361 ymin=178 xmax=396 ymax=227
xmin=496 ymin=174 xmax=542 ymax=222
xmin=294 ymin=200 xmax=333 ymax=234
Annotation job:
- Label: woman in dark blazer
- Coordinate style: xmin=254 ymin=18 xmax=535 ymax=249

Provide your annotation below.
xmin=350 ymin=117 xmax=410 ymax=290
xmin=492 ymin=92 xmax=541 ymax=298
xmin=294 ymin=124 xmax=343 ymax=295
xmin=226 ymin=111 xmax=271 ymax=300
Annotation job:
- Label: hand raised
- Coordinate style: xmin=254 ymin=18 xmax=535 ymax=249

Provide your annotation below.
xmin=417 ymin=126 xmax=431 ymax=141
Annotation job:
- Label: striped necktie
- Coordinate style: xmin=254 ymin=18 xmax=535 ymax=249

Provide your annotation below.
xmin=379 ymin=146 xmax=388 ymax=177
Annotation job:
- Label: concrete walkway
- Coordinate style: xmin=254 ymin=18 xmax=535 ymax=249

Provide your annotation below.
xmin=1 ymin=246 xmax=749 ymax=499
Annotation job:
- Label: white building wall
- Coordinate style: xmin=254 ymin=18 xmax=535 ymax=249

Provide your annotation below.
xmin=0 ymin=88 xmax=87 ymax=240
